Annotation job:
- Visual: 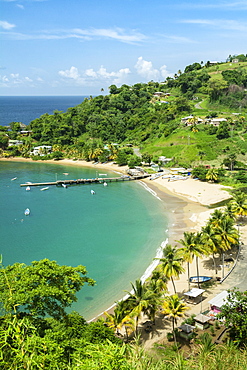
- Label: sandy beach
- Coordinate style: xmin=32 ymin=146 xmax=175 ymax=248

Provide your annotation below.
xmin=1 ymin=157 xmax=244 ymax=347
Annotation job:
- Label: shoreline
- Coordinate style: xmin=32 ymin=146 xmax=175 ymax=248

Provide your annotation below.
xmin=0 ymin=157 xmax=235 ymax=322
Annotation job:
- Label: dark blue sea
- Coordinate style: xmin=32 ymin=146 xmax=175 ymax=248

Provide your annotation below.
xmin=0 ymin=96 xmax=87 ymax=126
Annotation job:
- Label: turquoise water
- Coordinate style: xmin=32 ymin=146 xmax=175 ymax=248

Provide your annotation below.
xmin=0 ymin=161 xmax=168 ymax=320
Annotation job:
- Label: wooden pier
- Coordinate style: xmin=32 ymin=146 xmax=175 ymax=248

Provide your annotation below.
xmin=20 ymin=174 xmax=150 ymax=187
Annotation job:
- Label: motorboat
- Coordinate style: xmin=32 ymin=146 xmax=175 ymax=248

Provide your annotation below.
xmin=40 ymin=187 xmax=49 ymax=191
xmin=91 ymin=189 xmax=95 ymax=194
xmin=62 ymin=183 xmax=67 ymax=188
xmin=26 ymin=186 xmax=31 ymax=191
xmin=24 ymin=208 xmax=30 ymax=216
xmin=103 ymin=182 xmax=107 ymax=186
xmin=11 ymin=177 xmax=17 ymax=181
xmin=189 ymin=276 xmax=212 ymax=283
xmin=99 ymin=173 xmax=107 ymax=176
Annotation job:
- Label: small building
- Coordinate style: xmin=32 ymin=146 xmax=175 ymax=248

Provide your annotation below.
xmin=30 ymin=145 xmax=52 ymax=156
xmin=158 ymin=156 xmax=172 ymax=165
xmin=208 ymin=290 xmax=229 ymax=315
xmin=178 ymin=324 xmax=195 ymax=340
xmin=194 ymin=314 xmax=211 ymax=330
xmin=181 ymin=115 xmax=203 ymax=125
xmin=207 ymin=118 xmax=227 ymax=126
xmin=153 ymin=92 xmax=164 ymax=97
xmin=8 ymin=139 xmax=23 ymax=147
xmin=184 ymin=288 xmax=205 ymax=304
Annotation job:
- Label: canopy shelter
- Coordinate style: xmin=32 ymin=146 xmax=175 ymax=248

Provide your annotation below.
xmin=178 ymin=323 xmax=195 ymax=340
xmin=184 ymin=288 xmax=205 ymax=304
xmin=194 ymin=313 xmax=211 ymax=330
xmin=208 ymin=290 xmax=229 ymax=311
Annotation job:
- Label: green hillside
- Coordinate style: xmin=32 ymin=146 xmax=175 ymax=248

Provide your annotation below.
xmin=1 ymin=53 xmax=247 ymax=171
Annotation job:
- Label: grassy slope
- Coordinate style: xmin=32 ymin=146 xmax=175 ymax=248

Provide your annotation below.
xmin=141 ymin=61 xmax=247 ymax=164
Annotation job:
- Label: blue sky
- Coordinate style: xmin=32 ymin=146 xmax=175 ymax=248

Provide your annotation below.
xmin=0 ymin=0 xmax=246 ymax=96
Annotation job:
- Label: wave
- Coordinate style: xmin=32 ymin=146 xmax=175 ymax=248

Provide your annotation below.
xmin=88 ymin=238 xmax=168 ymax=323
xmin=138 ymin=181 xmax=162 ymax=201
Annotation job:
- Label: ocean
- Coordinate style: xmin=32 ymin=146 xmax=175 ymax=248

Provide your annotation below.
xmin=0 ymin=160 xmax=168 ymax=320
xmin=0 ymin=96 xmax=169 ymax=320
xmin=0 ymin=96 xmax=87 ymax=126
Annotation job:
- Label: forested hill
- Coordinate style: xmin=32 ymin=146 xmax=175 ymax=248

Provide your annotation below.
xmin=1 ymin=53 xmax=247 ymax=167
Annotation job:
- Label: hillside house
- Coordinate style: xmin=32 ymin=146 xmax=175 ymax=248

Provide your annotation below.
xmin=8 ymin=139 xmax=23 ymax=147
xmin=181 ymin=116 xmax=203 ymax=125
xmin=208 ymin=118 xmax=227 ymax=126
xmin=30 ymin=145 xmax=52 ymax=156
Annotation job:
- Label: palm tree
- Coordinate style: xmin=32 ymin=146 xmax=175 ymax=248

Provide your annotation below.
xmin=230 ymin=191 xmax=247 ymax=221
xmin=147 ymin=268 xmax=168 ymax=294
xmin=206 ymin=168 xmax=218 ymax=183
xmin=178 ymin=232 xmax=208 ymax=289
xmin=158 ymin=245 xmax=184 ymax=294
xmin=126 ymin=279 xmax=160 ymax=333
xmin=201 ymin=223 xmax=220 ymax=275
xmin=161 ymin=294 xmax=189 ymax=342
xmin=214 ymin=217 xmax=238 ymax=252
xmin=208 ymin=209 xmax=226 ymax=228
xmin=104 ymin=301 xmax=134 ymax=338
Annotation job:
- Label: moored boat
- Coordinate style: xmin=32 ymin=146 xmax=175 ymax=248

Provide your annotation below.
xmin=24 ymin=208 xmax=30 ymax=216
xmin=40 ymin=187 xmax=49 ymax=191
xmin=189 ymin=276 xmax=212 ymax=283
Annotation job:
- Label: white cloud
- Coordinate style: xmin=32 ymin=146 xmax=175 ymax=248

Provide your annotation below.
xmin=135 ymin=57 xmax=160 ymax=80
xmin=74 ymin=27 xmax=146 ymax=44
xmin=0 ymin=20 xmax=16 ymax=30
xmin=17 ymin=4 xmax=24 ymax=9
xmin=160 ymin=65 xmax=173 ymax=79
xmin=0 ymin=26 xmax=146 ymax=43
xmin=0 ymin=72 xmax=41 ymax=87
xmin=181 ymin=19 xmax=247 ymax=32
xmin=135 ymin=57 xmax=173 ymax=81
xmin=85 ymin=68 xmax=97 ymax=78
xmin=59 ymin=65 xmax=131 ymax=87
xmin=58 ymin=66 xmax=80 ymax=80
xmin=176 ymin=1 xmax=247 ymax=10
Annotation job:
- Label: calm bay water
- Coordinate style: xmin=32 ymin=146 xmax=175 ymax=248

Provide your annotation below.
xmin=0 ymin=96 xmax=87 ymax=126
xmin=0 ymin=161 xmax=168 ymax=320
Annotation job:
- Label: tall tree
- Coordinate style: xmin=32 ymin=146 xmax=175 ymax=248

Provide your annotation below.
xmin=126 ymin=279 xmax=160 ymax=332
xmin=161 ymin=294 xmax=189 ymax=342
xmin=0 ymin=258 xmax=95 ymax=319
xmin=158 ymin=245 xmax=184 ymax=294
xmin=178 ymin=232 xmax=206 ymax=289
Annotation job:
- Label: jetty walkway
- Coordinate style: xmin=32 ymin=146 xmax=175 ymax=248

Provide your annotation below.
xmin=20 ymin=174 xmax=150 ymax=187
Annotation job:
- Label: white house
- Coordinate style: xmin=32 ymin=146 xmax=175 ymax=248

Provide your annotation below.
xmin=208 ymin=118 xmax=227 ymax=126
xmin=8 ymin=139 xmax=23 ymax=147
xmin=30 ymin=145 xmax=52 ymax=156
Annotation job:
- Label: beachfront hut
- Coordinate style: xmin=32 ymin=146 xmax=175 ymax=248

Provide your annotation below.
xmin=184 ymin=288 xmax=205 ymax=304
xmin=208 ymin=290 xmax=229 ymax=316
xmin=178 ymin=324 xmax=195 ymax=340
xmin=194 ymin=313 xmax=211 ymax=330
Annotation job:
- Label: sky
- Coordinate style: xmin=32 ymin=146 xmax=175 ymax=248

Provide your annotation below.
xmin=0 ymin=0 xmax=247 ymax=96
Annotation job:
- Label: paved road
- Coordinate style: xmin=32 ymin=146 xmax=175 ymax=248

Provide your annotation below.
xmin=221 ymin=244 xmax=247 ymax=291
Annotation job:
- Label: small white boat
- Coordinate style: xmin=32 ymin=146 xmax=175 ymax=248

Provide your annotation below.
xmin=26 ymin=186 xmax=31 ymax=191
xmin=26 ymin=181 xmax=32 ymax=184
xmin=91 ymin=189 xmax=95 ymax=194
xmin=40 ymin=187 xmax=49 ymax=191
xmin=99 ymin=173 xmax=107 ymax=176
xmin=11 ymin=177 xmax=17 ymax=181
xmin=62 ymin=183 xmax=67 ymax=188
xmin=63 ymin=173 xmax=69 ymax=175
xmin=103 ymin=182 xmax=107 ymax=186
xmin=24 ymin=208 xmax=30 ymax=216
